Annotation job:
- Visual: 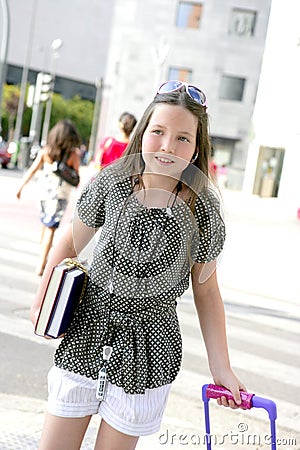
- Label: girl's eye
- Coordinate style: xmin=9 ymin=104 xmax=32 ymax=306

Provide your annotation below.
xmin=178 ymin=136 xmax=190 ymax=143
xmin=152 ymin=129 xmax=162 ymax=135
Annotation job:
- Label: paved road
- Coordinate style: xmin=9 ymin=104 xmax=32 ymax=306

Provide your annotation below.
xmin=0 ymin=167 xmax=299 ymax=449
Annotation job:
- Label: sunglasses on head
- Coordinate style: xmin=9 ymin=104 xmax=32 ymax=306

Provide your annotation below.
xmin=157 ymin=80 xmax=207 ymax=106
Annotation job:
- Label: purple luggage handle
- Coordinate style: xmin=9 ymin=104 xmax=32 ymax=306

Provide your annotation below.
xmin=202 ymin=384 xmax=277 ymax=450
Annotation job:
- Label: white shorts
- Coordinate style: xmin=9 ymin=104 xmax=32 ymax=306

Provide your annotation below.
xmin=47 ymin=366 xmax=171 ymax=436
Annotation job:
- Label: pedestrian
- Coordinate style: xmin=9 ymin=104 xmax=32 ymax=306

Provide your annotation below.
xmin=218 ymin=163 xmax=228 ymax=189
xmin=79 ymin=143 xmax=88 ymax=165
xmin=31 ymin=80 xmax=246 ymax=450
xmin=209 ymin=146 xmax=218 ymax=178
xmin=93 ymin=111 xmax=137 ymax=170
xmin=16 ymin=119 xmax=81 ymax=276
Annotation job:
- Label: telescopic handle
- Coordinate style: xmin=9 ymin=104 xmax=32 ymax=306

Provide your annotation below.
xmin=205 ymin=384 xmax=254 ymax=409
xmin=204 ymin=384 xmax=277 ymax=419
xmin=202 ymin=385 xmax=277 ymax=449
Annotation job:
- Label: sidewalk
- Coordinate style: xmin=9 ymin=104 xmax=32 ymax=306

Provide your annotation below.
xmin=219 ymin=189 xmax=300 ymax=309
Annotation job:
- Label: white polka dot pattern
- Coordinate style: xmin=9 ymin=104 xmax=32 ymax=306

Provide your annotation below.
xmin=54 ymin=163 xmax=225 ymax=394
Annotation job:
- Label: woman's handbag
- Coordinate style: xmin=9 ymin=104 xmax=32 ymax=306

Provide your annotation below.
xmin=52 ymin=152 xmax=80 ymax=187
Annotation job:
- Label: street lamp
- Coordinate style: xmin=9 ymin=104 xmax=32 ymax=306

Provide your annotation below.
xmin=41 ymin=38 xmax=63 ymax=146
xmin=150 ymin=36 xmax=170 ymax=92
xmin=0 ymin=0 xmax=10 ymax=135
xmin=13 ymin=0 xmax=38 ymax=143
xmin=87 ymin=77 xmax=104 ymax=163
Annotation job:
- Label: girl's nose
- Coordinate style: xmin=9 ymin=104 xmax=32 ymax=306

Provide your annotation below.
xmin=161 ymin=138 xmax=175 ymax=154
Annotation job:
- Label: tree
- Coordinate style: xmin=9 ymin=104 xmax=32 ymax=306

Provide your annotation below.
xmin=42 ymin=93 xmax=94 ymax=144
xmin=1 ymin=84 xmax=20 ymax=141
xmin=1 ymin=84 xmax=94 ymax=144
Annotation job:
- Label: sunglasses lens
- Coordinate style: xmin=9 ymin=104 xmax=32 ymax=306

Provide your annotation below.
xmin=158 ymin=80 xmax=182 ymax=94
xmin=188 ymin=87 xmax=206 ymax=105
xmin=158 ymin=80 xmax=207 ymax=106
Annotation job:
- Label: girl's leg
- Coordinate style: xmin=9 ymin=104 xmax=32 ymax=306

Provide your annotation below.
xmin=38 ymin=412 xmax=92 ymax=450
xmin=40 ymin=224 xmax=46 ymax=244
xmin=36 ymin=226 xmax=56 ymax=275
xmin=94 ymin=419 xmax=139 ymax=450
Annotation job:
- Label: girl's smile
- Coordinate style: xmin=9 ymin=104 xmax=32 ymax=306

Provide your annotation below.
xmin=155 ymin=155 xmax=174 ymax=165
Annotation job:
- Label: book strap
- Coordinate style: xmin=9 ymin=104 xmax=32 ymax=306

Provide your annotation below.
xmin=63 ymin=258 xmax=88 ymax=274
xmin=63 ymin=258 xmax=89 ymax=304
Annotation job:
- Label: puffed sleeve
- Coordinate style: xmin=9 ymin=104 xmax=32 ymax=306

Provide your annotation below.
xmin=192 ymin=189 xmax=226 ymax=263
xmin=76 ymin=170 xmax=110 ymax=228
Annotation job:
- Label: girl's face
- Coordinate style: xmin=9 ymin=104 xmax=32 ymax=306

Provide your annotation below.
xmin=142 ymin=104 xmax=198 ymax=178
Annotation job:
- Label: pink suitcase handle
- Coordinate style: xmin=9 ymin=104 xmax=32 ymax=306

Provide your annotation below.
xmin=205 ymin=383 xmax=254 ymax=409
xmin=202 ymin=384 xmax=277 ymax=450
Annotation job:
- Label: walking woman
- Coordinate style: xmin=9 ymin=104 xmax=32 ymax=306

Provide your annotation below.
xmin=16 ymin=119 xmax=81 ymax=275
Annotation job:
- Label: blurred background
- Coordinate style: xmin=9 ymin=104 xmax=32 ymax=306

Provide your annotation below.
xmin=0 ymin=0 xmax=299 ymax=198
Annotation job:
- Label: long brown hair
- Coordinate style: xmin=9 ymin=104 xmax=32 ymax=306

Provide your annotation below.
xmin=122 ymin=89 xmax=212 ymax=210
xmin=46 ymin=119 xmax=81 ymax=161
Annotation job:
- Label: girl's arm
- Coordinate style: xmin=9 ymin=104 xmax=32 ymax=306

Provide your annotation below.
xmin=30 ymin=213 xmax=97 ymax=324
xmin=191 ymin=261 xmax=246 ymax=408
xmin=93 ymin=137 xmax=111 ymax=169
xmin=16 ymin=149 xmax=44 ymax=199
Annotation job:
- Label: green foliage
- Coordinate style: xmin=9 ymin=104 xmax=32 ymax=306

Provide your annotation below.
xmin=3 ymin=84 xmax=19 ymax=116
xmin=50 ymin=94 xmax=94 ymax=144
xmin=1 ymin=84 xmax=20 ymax=139
xmin=1 ymin=84 xmax=94 ymax=144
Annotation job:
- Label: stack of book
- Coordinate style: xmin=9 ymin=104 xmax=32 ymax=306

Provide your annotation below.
xmin=35 ymin=259 xmax=88 ymax=338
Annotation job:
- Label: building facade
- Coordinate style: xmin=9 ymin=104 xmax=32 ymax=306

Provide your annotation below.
xmin=5 ymin=0 xmax=116 ymax=100
xmin=243 ymin=0 xmax=300 ymax=205
xmin=3 ymin=0 xmax=272 ymax=189
xmin=98 ymin=0 xmax=272 ymax=189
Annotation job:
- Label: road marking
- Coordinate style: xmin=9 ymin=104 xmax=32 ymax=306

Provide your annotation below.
xmin=179 ymin=310 xmax=300 ymax=355
xmin=0 ymin=313 xmax=58 ymax=349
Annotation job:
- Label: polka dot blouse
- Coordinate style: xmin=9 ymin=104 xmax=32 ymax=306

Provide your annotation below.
xmin=54 ymin=162 xmax=225 ymax=394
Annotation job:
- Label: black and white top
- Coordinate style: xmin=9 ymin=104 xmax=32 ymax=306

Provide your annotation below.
xmin=54 ymin=162 xmax=225 ymax=394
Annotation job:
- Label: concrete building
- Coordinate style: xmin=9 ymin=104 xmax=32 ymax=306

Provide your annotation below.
xmin=3 ymin=0 xmax=272 ymax=189
xmin=5 ymin=0 xmax=115 ymax=100
xmin=98 ymin=0 xmax=272 ymax=189
xmin=243 ymin=0 xmax=300 ymax=206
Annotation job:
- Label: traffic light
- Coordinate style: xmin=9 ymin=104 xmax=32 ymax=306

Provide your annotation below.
xmin=29 ymin=72 xmax=54 ymax=144
xmin=40 ymin=73 xmax=53 ymax=102
xmin=35 ymin=72 xmax=53 ymax=103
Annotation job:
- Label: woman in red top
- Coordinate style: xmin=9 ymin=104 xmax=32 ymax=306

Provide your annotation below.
xmin=94 ymin=112 xmax=137 ymax=169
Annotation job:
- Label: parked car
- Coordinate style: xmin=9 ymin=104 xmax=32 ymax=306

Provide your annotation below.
xmin=0 ymin=139 xmax=11 ymax=168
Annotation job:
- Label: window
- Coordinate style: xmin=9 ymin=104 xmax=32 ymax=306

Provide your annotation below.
xmin=229 ymin=8 xmax=257 ymax=37
xmin=211 ymin=136 xmax=236 ymax=166
xmin=168 ymin=67 xmax=192 ymax=82
xmin=253 ymin=146 xmax=285 ymax=197
xmin=176 ymin=1 xmax=203 ymax=29
xmin=219 ymin=75 xmax=245 ymax=101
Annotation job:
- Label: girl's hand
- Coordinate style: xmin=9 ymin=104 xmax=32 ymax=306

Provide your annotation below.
xmin=213 ymin=370 xmax=247 ymax=409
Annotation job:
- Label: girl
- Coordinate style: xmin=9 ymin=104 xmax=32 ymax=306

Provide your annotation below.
xmin=32 ymin=81 xmax=246 ymax=450
xmin=16 ymin=119 xmax=81 ymax=276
